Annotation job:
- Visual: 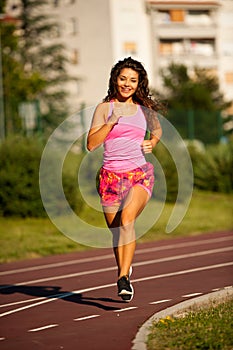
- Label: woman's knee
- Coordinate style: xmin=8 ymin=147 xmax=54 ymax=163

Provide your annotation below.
xmin=120 ymin=210 xmax=135 ymax=229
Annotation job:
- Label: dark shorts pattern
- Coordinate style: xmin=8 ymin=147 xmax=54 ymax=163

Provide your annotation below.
xmin=97 ymin=162 xmax=154 ymax=206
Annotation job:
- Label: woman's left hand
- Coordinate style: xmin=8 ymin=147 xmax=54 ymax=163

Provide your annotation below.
xmin=141 ymin=140 xmax=153 ymax=154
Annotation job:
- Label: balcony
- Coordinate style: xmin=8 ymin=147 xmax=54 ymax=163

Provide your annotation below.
xmin=153 ymin=9 xmax=218 ymax=39
xmin=158 ymin=38 xmax=218 ymax=68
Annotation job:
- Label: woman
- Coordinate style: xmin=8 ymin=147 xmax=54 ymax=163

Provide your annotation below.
xmin=87 ymin=57 xmax=162 ymax=302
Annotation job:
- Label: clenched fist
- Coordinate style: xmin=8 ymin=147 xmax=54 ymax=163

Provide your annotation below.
xmin=141 ymin=140 xmax=153 ymax=154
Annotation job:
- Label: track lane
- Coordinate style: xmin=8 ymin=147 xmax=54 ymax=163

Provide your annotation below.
xmin=0 ymin=231 xmax=232 ymax=350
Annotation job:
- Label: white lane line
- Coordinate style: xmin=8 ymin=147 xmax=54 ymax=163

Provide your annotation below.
xmin=132 ymin=262 xmax=233 ymax=284
xmin=182 ymin=293 xmax=203 ymax=298
xmin=0 ymin=297 xmax=46 ymax=308
xmin=133 ymin=247 xmax=233 ymax=269
xmin=114 ymin=307 xmax=138 ymax=313
xmin=1 ymin=235 xmax=232 ymax=276
xmin=150 ymin=299 xmax=172 ymax=305
xmin=136 ymin=236 xmax=233 ymax=255
xmin=1 ymin=246 xmax=231 ymax=288
xmin=0 ymin=254 xmax=113 ymax=276
xmin=0 ymin=285 xmax=115 ymax=318
xmin=28 ymin=324 xmax=58 ymax=332
xmin=74 ymin=315 xmax=100 ymax=321
xmin=0 ymin=261 xmax=232 ymax=319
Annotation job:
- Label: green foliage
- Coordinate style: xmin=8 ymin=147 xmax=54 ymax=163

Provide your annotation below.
xmin=1 ymin=0 xmax=71 ymax=137
xmin=1 ymin=21 xmax=46 ymax=135
xmin=188 ymin=141 xmax=233 ymax=193
xmin=157 ymin=63 xmax=232 ymax=144
xmin=161 ymin=63 xmax=230 ymax=111
xmin=147 ymin=298 xmax=233 ymax=350
xmin=0 ymin=136 xmax=82 ymax=217
xmin=0 ymin=136 xmax=44 ymax=216
xmin=153 ymin=144 xmax=178 ymax=202
xmin=152 ymin=138 xmax=233 ymax=203
xmin=18 ymin=0 xmax=71 ymax=132
xmin=0 ymin=1 xmax=5 ymax=12
xmin=168 ymin=109 xmax=222 ymax=144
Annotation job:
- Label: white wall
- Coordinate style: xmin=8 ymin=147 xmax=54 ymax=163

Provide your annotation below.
xmin=109 ymin=0 xmax=153 ymax=85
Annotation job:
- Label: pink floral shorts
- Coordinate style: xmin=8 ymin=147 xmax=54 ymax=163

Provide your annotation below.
xmin=97 ymin=162 xmax=154 ymax=206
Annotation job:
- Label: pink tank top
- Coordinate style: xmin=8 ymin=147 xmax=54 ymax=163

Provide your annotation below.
xmin=103 ymin=103 xmax=147 ymax=171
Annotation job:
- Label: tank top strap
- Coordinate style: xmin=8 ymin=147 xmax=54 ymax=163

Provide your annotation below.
xmin=107 ymin=100 xmax=114 ymax=121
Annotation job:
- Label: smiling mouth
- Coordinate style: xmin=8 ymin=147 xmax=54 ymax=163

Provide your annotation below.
xmin=121 ymin=88 xmax=131 ymax=92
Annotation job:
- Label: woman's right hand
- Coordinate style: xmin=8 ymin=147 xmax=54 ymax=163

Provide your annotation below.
xmin=107 ymin=103 xmax=124 ymax=125
xmin=107 ymin=111 xmax=121 ymax=125
xmin=108 ymin=102 xmax=137 ymax=125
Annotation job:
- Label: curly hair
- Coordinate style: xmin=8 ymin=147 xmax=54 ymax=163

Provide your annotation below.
xmin=103 ymin=57 xmax=164 ymax=113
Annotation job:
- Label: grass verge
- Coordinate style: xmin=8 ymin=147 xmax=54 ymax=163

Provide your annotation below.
xmin=0 ymin=190 xmax=232 ymax=263
xmin=147 ymin=295 xmax=233 ymax=350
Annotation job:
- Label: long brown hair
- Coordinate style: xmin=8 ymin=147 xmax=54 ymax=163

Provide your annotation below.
xmin=103 ymin=57 xmax=164 ymax=112
xmin=103 ymin=57 xmax=165 ymax=132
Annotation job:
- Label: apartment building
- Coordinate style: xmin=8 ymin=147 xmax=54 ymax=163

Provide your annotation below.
xmin=5 ymin=0 xmax=233 ymax=115
xmin=146 ymin=0 xmax=233 ymax=113
xmin=41 ymin=0 xmax=152 ymax=111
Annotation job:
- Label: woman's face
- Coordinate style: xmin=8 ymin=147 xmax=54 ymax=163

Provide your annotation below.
xmin=116 ymin=68 xmax=139 ymax=102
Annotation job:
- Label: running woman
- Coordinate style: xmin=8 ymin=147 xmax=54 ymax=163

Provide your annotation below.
xmin=87 ymin=57 xmax=163 ymax=302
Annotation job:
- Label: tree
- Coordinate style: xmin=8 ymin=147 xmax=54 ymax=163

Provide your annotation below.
xmin=18 ymin=0 xmax=70 ymax=134
xmin=157 ymin=63 xmax=232 ymax=144
xmin=1 ymin=0 xmax=71 ymax=137
xmin=1 ymin=16 xmax=46 ymax=136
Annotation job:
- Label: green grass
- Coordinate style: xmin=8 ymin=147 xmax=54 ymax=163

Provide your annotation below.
xmin=0 ymin=217 xmax=92 ymax=263
xmin=139 ymin=190 xmax=233 ymax=243
xmin=147 ymin=296 xmax=233 ymax=350
xmin=0 ymin=190 xmax=232 ymax=263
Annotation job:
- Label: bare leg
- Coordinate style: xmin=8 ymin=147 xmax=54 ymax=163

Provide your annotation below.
xmin=104 ymin=186 xmax=150 ymax=278
xmin=103 ymin=208 xmax=121 ymax=276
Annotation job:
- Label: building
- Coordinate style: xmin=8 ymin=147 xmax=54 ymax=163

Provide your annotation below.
xmin=4 ymin=0 xmax=233 ymax=116
xmin=146 ymin=0 xmax=233 ymax=115
xmin=42 ymin=0 xmax=153 ymax=112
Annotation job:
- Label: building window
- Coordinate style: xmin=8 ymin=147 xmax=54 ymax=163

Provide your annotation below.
xmin=70 ymin=49 xmax=78 ymax=64
xmin=225 ymin=72 xmax=233 ymax=84
xmin=158 ymin=9 xmax=185 ymax=23
xmin=189 ymin=39 xmax=215 ymax=56
xmin=186 ymin=10 xmax=212 ymax=25
xmin=158 ymin=10 xmax=170 ymax=23
xmin=123 ymin=42 xmax=137 ymax=55
xmin=65 ymin=18 xmax=78 ymax=35
xmin=70 ymin=17 xmax=77 ymax=35
xmin=159 ymin=39 xmax=183 ymax=55
xmin=170 ymin=9 xmax=185 ymax=22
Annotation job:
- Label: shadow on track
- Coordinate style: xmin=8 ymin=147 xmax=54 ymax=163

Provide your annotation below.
xmin=0 ymin=284 xmax=124 ymax=311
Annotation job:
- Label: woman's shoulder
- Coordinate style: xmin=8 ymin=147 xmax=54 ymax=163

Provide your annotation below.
xmin=95 ymin=101 xmax=111 ymax=111
xmin=95 ymin=101 xmax=113 ymax=114
xmin=93 ymin=102 xmax=112 ymax=121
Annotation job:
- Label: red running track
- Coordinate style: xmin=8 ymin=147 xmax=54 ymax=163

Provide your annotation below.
xmin=0 ymin=231 xmax=232 ymax=350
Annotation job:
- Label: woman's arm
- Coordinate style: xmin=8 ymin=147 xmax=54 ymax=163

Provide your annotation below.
xmin=86 ymin=103 xmax=120 ymax=152
xmin=141 ymin=112 xmax=162 ymax=154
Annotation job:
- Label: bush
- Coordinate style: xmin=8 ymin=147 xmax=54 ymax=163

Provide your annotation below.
xmin=188 ymin=140 xmax=233 ymax=193
xmin=0 ymin=136 xmax=82 ymax=217
xmin=152 ymin=143 xmax=178 ymax=202
xmin=152 ymin=142 xmax=193 ymax=203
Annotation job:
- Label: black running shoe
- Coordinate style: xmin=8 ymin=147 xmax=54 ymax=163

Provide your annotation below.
xmin=117 ymin=276 xmax=134 ymax=302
